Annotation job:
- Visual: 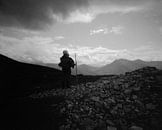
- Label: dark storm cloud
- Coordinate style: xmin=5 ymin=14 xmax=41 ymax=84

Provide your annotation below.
xmin=0 ymin=0 xmax=89 ymax=30
xmin=0 ymin=0 xmax=160 ymax=30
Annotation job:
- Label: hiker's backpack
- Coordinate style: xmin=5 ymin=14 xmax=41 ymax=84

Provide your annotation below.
xmin=59 ymin=56 xmax=74 ymax=69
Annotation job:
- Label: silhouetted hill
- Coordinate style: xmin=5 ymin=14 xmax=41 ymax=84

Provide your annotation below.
xmin=42 ymin=63 xmax=60 ymax=70
xmin=38 ymin=59 xmax=162 ymax=75
xmin=0 ymin=54 xmax=63 ymax=100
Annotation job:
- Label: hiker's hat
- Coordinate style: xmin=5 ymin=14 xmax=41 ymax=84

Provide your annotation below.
xmin=63 ymin=50 xmax=69 ymax=55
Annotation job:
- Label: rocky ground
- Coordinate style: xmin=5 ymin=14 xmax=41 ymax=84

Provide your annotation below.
xmin=30 ymin=67 xmax=162 ymax=130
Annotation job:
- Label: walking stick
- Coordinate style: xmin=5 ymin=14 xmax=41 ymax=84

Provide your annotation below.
xmin=75 ymin=53 xmax=78 ymax=86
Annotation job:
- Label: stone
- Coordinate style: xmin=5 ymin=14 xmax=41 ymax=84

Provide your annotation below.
xmin=106 ymin=119 xmax=115 ymax=126
xmin=133 ymin=87 xmax=140 ymax=91
xmin=132 ymin=95 xmax=138 ymax=100
xmin=91 ymin=96 xmax=100 ymax=102
xmin=124 ymin=89 xmax=132 ymax=94
xmin=107 ymin=126 xmax=117 ymax=130
xmin=129 ymin=126 xmax=143 ymax=130
xmin=96 ymin=119 xmax=107 ymax=130
xmin=146 ymin=103 xmax=156 ymax=110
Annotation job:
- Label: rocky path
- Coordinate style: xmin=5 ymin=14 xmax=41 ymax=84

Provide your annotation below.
xmin=30 ymin=67 xmax=162 ymax=130
xmin=1 ymin=67 xmax=162 ymax=130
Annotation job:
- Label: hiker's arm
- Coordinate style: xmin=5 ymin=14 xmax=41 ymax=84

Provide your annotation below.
xmin=58 ymin=58 xmax=62 ymax=67
xmin=70 ymin=58 xmax=75 ymax=68
xmin=58 ymin=63 xmax=62 ymax=67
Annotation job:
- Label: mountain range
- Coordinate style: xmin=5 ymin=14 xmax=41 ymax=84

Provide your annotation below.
xmin=1 ymin=54 xmax=162 ymax=76
xmin=95 ymin=59 xmax=162 ymax=75
xmin=40 ymin=58 xmax=162 ymax=75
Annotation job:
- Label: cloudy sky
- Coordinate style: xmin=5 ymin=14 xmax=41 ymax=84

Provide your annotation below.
xmin=0 ymin=0 xmax=162 ymax=66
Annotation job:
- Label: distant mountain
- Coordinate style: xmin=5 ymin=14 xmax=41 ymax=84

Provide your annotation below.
xmin=95 ymin=59 xmax=162 ymax=75
xmin=16 ymin=57 xmax=162 ymax=75
xmin=73 ymin=64 xmax=99 ymax=75
xmin=33 ymin=58 xmax=162 ymax=75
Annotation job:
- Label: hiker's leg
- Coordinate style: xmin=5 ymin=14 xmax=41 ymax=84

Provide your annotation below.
xmin=63 ymin=74 xmax=67 ymax=88
xmin=62 ymin=73 xmax=66 ymax=88
xmin=66 ymin=74 xmax=71 ymax=88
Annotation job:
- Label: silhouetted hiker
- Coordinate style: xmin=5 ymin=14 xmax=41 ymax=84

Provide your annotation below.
xmin=58 ymin=50 xmax=75 ymax=88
